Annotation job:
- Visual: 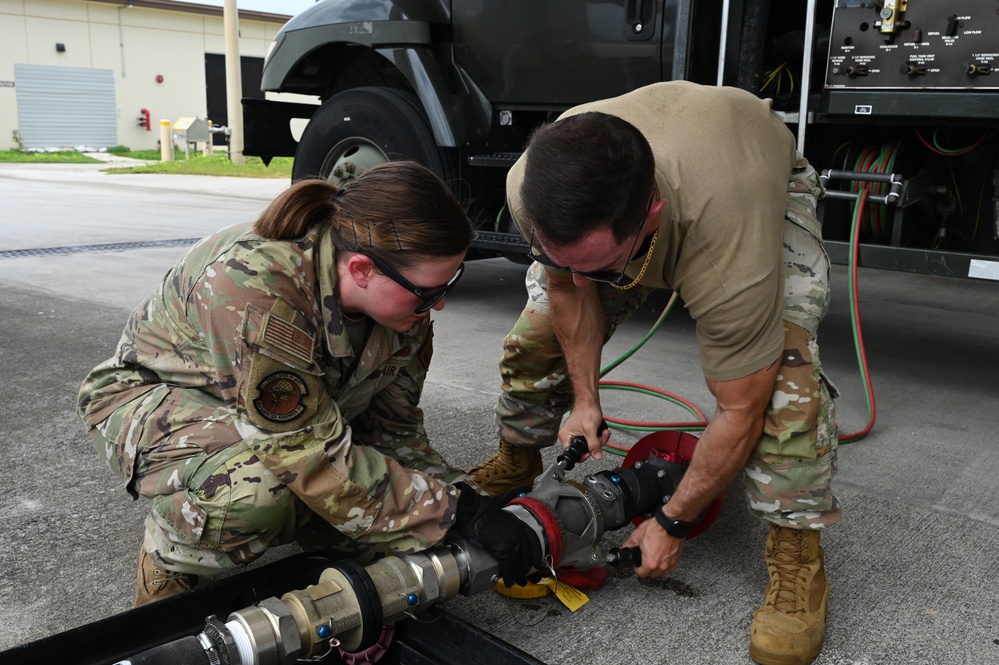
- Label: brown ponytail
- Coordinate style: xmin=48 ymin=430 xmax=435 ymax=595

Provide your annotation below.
xmin=253 ymin=178 xmax=338 ymax=240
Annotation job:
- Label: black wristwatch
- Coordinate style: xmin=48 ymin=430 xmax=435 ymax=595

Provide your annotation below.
xmin=655 ymin=509 xmax=694 ymax=539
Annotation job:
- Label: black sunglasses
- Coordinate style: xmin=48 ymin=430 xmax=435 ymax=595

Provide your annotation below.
xmin=363 ymin=252 xmax=465 ymax=313
xmin=526 ymin=194 xmax=654 ymax=284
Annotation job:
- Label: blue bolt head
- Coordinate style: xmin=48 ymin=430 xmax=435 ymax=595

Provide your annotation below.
xmin=407 ymin=593 xmax=419 ymax=606
xmin=611 ymin=474 xmax=621 ymax=483
xmin=317 ymin=625 xmax=331 ymax=639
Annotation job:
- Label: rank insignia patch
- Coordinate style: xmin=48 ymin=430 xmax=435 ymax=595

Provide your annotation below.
xmin=253 ymin=372 xmax=309 ymax=422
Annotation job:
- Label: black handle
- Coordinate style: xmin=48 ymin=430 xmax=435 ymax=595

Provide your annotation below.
xmin=624 ymin=0 xmax=655 ymax=41
xmin=606 ymin=547 xmax=642 ymax=568
xmin=557 ymin=436 xmax=588 ymax=471
xmin=557 ymin=421 xmax=609 ymax=471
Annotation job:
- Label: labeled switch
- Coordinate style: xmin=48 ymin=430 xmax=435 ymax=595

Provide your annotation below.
xmin=946 ymin=14 xmax=959 ymax=37
xmin=961 ymin=63 xmax=991 ymax=76
xmin=900 ymin=61 xmax=927 ymax=76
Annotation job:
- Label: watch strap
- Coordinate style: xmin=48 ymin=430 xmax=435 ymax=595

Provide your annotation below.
xmin=654 ymin=509 xmax=694 ymax=538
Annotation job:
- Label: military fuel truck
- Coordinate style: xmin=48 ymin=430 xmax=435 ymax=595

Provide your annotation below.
xmin=243 ymin=0 xmax=999 ymax=280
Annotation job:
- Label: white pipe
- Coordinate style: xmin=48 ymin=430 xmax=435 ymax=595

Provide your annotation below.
xmin=224 ymin=0 xmax=245 ymax=164
xmin=117 ymin=6 xmax=126 ymax=77
xmin=796 ymin=0 xmax=818 ymax=153
xmin=160 ymin=120 xmax=173 ymax=162
xmin=716 ymin=0 xmax=732 ymax=86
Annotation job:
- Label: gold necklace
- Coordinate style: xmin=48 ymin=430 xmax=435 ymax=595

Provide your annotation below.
xmin=610 ymin=230 xmax=658 ymax=291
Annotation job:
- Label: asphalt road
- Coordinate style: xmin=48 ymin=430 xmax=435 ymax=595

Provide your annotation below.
xmin=1 ymin=163 xmax=998 ymax=664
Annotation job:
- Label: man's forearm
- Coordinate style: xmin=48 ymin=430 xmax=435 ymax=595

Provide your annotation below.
xmin=662 ymin=411 xmax=763 ymax=522
xmin=662 ymin=360 xmax=780 ymax=523
xmin=547 ymin=275 xmax=605 ymax=407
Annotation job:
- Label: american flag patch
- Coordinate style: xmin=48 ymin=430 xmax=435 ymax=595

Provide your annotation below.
xmin=263 ymin=316 xmax=314 ymax=364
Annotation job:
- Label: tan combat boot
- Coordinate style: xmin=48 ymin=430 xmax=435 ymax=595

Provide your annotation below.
xmin=750 ymin=524 xmax=828 ymax=665
xmin=135 ymin=546 xmax=197 ymax=607
xmin=467 ymin=440 xmax=543 ymax=496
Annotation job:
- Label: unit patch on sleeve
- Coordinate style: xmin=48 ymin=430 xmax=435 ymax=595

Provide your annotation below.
xmin=253 ymin=371 xmax=310 ymax=422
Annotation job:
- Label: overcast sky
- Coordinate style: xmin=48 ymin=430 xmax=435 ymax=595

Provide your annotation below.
xmin=185 ymin=0 xmax=320 ymax=18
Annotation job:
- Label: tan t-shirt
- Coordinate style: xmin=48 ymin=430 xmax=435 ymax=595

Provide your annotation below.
xmin=508 ymin=81 xmax=799 ymax=381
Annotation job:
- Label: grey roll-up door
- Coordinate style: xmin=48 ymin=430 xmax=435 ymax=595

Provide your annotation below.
xmin=14 ymin=64 xmax=117 ymax=149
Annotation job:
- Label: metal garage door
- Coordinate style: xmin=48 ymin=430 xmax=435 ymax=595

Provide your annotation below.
xmin=14 ymin=63 xmax=117 ymax=149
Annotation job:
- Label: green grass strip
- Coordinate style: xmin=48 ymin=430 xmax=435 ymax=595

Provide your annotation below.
xmin=104 ymin=155 xmax=294 ymax=178
xmin=0 ymin=150 xmax=101 ymax=163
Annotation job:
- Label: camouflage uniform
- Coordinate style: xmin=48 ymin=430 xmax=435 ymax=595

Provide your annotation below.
xmin=79 ymin=223 xmax=465 ymax=575
xmin=497 ymin=155 xmax=841 ymax=530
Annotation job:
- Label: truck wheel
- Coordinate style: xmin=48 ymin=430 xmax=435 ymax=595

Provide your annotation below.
xmin=292 ymin=87 xmax=455 ymax=187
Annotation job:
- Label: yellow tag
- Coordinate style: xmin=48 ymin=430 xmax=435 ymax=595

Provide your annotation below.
xmin=543 ymin=578 xmax=589 ymax=612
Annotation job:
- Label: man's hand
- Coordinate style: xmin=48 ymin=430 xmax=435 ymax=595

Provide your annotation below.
xmin=559 ymin=406 xmax=610 ymax=461
xmin=622 ymin=513 xmax=687 ymax=578
xmin=453 ymin=484 xmax=541 ymax=586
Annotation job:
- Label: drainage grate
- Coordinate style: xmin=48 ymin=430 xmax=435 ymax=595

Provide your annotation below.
xmin=0 ymin=238 xmax=201 ymax=259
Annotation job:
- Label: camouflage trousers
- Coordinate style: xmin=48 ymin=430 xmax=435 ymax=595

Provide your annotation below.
xmin=89 ymin=385 xmax=465 ymax=576
xmin=496 ymin=155 xmax=841 ymax=529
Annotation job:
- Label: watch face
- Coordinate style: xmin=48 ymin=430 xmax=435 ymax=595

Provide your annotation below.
xmin=669 ymin=521 xmax=693 ymax=538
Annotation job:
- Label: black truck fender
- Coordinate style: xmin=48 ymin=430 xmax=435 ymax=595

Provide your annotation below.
xmin=250 ymin=16 xmax=491 ymax=159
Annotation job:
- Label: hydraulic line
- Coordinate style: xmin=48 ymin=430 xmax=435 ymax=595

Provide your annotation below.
xmin=914 ymin=127 xmax=991 ymax=158
xmin=596 ymin=293 xmax=708 ymax=456
xmin=842 ymin=189 xmax=877 ymax=442
xmin=850 ymin=142 xmax=899 ymax=242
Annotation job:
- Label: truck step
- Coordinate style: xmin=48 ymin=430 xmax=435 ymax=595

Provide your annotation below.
xmin=467 ymin=152 xmax=522 ymax=167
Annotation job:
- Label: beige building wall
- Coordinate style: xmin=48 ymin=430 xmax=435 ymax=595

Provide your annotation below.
xmin=0 ymin=0 xmax=313 ymax=151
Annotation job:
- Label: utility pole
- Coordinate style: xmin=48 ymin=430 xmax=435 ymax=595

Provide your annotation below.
xmin=223 ymin=0 xmax=244 ymax=164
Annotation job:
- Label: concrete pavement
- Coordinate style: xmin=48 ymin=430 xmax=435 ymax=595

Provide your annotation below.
xmin=1 ymin=163 xmax=998 ymax=664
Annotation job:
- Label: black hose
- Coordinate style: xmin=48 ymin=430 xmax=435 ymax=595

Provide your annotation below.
xmin=113 ymin=635 xmax=211 ymax=665
xmin=736 ymin=0 xmax=772 ymax=93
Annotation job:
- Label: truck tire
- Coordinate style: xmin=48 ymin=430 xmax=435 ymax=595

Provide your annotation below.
xmin=292 ymin=87 xmax=456 ymax=187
